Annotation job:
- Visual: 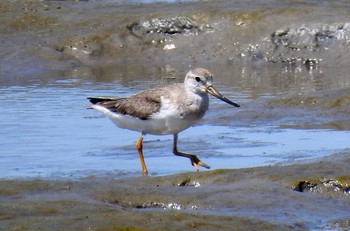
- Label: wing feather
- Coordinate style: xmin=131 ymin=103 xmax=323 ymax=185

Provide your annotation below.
xmin=88 ymin=89 xmax=163 ymax=120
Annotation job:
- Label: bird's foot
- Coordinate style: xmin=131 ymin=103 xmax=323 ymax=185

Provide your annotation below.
xmin=190 ymin=155 xmax=210 ymax=171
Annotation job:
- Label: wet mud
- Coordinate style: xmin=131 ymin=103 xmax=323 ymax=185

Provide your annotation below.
xmin=1 ymin=0 xmax=350 ymax=230
xmin=2 ymin=0 xmax=350 ymax=84
xmin=230 ymin=88 xmax=350 ymax=130
xmin=1 ymin=152 xmax=350 ymax=230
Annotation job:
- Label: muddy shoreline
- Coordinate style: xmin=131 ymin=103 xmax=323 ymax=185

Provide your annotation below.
xmin=2 ymin=0 xmax=350 ymax=84
xmin=1 ymin=0 xmax=350 ymax=230
xmin=1 ymin=151 xmax=350 ymax=230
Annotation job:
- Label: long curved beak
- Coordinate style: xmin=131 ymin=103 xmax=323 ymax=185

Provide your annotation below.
xmin=205 ymin=85 xmax=240 ymax=107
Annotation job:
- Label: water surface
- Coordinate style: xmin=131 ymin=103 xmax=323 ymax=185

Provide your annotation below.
xmin=1 ymin=0 xmax=350 ymax=180
xmin=1 ymin=76 xmax=348 ymax=179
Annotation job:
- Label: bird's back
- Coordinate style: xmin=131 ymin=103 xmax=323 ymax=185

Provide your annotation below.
xmin=88 ymin=81 xmax=209 ymax=134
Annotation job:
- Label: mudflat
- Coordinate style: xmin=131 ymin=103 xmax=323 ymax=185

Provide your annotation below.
xmin=1 ymin=0 xmax=350 ymax=230
xmin=1 ymin=151 xmax=350 ymax=230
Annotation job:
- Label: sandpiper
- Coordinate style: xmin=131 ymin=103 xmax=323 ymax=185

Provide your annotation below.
xmin=88 ymin=68 xmax=240 ymax=175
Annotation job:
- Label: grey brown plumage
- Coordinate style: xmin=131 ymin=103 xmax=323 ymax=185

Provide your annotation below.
xmin=87 ymin=68 xmax=240 ymax=175
xmin=88 ymin=88 xmax=163 ymax=120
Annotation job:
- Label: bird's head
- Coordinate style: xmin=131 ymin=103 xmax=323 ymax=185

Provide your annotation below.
xmin=185 ymin=68 xmax=240 ymax=107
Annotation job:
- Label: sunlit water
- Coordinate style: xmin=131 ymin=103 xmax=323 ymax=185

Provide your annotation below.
xmin=1 ymin=80 xmax=349 ymax=179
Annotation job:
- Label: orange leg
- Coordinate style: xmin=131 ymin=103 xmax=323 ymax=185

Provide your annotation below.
xmin=172 ymin=134 xmax=210 ymax=171
xmin=136 ymin=134 xmax=148 ymax=175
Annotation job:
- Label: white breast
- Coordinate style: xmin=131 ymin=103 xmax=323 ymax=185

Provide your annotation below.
xmin=91 ymin=90 xmax=209 ymax=135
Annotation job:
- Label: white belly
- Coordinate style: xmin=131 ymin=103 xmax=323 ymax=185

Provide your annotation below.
xmin=91 ymin=104 xmax=203 ymax=135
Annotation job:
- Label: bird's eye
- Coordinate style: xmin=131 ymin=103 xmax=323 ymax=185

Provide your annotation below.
xmin=195 ymin=77 xmax=201 ymax=82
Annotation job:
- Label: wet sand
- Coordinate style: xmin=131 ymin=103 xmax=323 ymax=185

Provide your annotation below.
xmin=1 ymin=0 xmax=350 ymax=230
xmin=1 ymin=151 xmax=350 ymax=230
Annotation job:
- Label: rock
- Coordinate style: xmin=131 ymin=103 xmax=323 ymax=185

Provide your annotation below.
xmin=242 ymin=23 xmax=350 ymax=69
xmin=270 ymin=23 xmax=350 ymax=52
xmin=127 ymin=16 xmax=205 ymax=38
xmin=163 ymin=44 xmax=176 ymax=50
xmin=294 ymin=177 xmax=350 ymax=194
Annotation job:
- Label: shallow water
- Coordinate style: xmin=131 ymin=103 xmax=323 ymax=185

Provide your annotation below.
xmin=1 ymin=0 xmax=350 ymax=180
xmin=1 ymin=74 xmax=349 ymax=179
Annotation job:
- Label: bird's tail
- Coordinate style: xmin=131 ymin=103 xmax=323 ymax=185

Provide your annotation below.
xmin=87 ymin=97 xmax=118 ymax=104
xmin=86 ymin=97 xmax=119 ymax=109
